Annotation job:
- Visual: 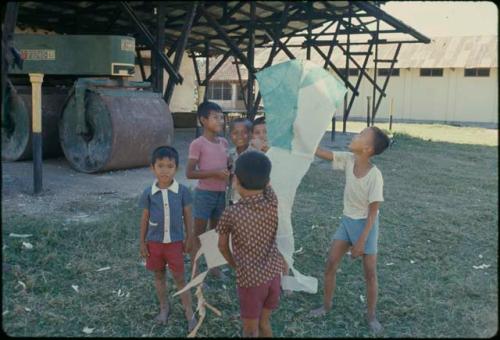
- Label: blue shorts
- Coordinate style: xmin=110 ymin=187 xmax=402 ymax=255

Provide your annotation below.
xmin=332 ymin=214 xmax=379 ymax=255
xmin=193 ymin=189 xmax=226 ymax=220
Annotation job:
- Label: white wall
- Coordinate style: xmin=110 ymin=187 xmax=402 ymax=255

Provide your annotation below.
xmin=345 ymin=68 xmax=498 ymax=124
xmin=453 ymin=68 xmax=498 ymax=123
xmin=345 ymin=69 xmax=407 ymax=121
xmin=206 ymin=83 xmax=247 ymax=112
xmin=138 ymin=59 xmax=497 ymax=123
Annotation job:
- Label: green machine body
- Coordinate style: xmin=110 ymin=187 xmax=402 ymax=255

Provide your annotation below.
xmin=9 ymin=34 xmax=136 ymax=76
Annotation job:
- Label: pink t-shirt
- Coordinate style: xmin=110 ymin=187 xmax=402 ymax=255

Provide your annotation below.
xmin=188 ymin=136 xmax=229 ymax=192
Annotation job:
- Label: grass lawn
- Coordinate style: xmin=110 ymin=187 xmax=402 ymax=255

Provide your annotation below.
xmin=2 ymin=125 xmax=498 ymax=337
xmin=329 ymin=121 xmax=498 ymax=146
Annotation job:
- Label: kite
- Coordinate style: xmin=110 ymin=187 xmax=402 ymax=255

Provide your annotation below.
xmin=257 ymin=59 xmax=347 ymax=293
xmin=173 ymin=229 xmax=225 ymax=337
xmin=174 ymin=59 xmax=346 ymax=335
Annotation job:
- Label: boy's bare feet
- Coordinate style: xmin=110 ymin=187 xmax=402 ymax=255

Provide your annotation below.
xmin=154 ymin=307 xmax=170 ymax=325
xmin=188 ymin=314 xmax=198 ymax=332
xmin=309 ymin=305 xmax=329 ymax=318
xmin=368 ymin=318 xmax=383 ymax=333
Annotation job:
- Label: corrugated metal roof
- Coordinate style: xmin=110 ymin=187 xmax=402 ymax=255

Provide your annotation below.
xmin=209 ymin=35 xmax=497 ymax=81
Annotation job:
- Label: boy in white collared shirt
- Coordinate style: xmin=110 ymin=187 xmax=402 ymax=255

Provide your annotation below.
xmin=138 ymin=146 xmax=196 ymax=331
xmin=310 ymin=126 xmax=390 ymax=334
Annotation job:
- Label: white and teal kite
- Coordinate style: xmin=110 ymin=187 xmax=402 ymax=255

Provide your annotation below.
xmin=175 ymin=59 xmax=346 ymax=335
xmin=257 ymin=59 xmax=347 ymax=293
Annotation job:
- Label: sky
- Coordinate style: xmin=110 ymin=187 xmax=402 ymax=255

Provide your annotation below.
xmin=382 ymin=1 xmax=498 ymax=37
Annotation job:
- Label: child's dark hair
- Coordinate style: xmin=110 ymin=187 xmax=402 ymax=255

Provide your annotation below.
xmin=197 ymin=101 xmax=222 ymax=126
xmin=235 ymin=151 xmax=271 ymax=190
xmin=252 ymin=116 xmax=266 ymax=132
xmin=371 ymin=126 xmax=390 ymax=155
xmin=230 ymin=117 xmax=252 ymax=133
xmin=151 ymin=145 xmax=179 ymax=167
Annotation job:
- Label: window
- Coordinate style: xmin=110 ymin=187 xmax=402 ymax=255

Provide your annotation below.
xmin=464 ymin=68 xmax=490 ymax=77
xmin=207 ymin=82 xmax=232 ymax=100
xmin=338 ymin=68 xmax=359 ymax=77
xmin=378 ymin=68 xmax=400 ymax=77
xmin=420 ymin=68 xmax=443 ymax=77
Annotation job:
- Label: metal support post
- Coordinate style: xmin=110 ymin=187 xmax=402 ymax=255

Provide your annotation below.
xmin=155 ymin=2 xmax=166 ymax=93
xmin=29 ymin=73 xmax=44 ymax=194
xmin=164 ymin=3 xmax=197 ymax=103
xmin=136 ymin=49 xmax=146 ymax=81
xmin=389 ymin=97 xmax=394 ymax=130
xmin=371 ymin=19 xmax=380 ymax=126
xmin=120 ymin=2 xmax=182 ymax=84
xmin=343 ymin=3 xmax=352 ymax=133
xmin=306 ymin=2 xmax=312 ymax=60
xmin=246 ymin=2 xmax=256 ymax=118
xmin=331 ymin=116 xmax=336 ymax=141
xmin=203 ymin=41 xmax=209 ymax=101
xmin=366 ymin=96 xmax=371 ymax=127
xmin=372 ymin=43 xmax=402 ymax=119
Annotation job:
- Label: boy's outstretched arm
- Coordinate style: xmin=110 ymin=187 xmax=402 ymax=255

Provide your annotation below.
xmin=218 ymin=233 xmax=236 ymax=268
xmin=185 ymin=158 xmax=230 ymax=181
xmin=315 ymin=147 xmax=334 ymax=161
xmin=351 ymin=202 xmax=380 ymax=258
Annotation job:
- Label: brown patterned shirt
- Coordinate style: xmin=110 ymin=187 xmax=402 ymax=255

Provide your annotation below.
xmin=216 ymin=186 xmax=284 ymax=288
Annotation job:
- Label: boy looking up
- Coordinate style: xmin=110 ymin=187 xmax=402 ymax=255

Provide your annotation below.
xmin=309 ymin=126 xmax=390 ymax=334
xmin=250 ymin=116 xmax=269 ymax=152
xmin=217 ymin=151 xmax=284 ymax=337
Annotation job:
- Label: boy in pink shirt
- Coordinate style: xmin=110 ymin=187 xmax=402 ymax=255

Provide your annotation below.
xmin=186 ymin=101 xmax=230 ymax=277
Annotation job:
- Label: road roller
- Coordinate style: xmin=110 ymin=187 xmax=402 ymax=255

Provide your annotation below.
xmin=3 ymin=34 xmax=174 ymax=173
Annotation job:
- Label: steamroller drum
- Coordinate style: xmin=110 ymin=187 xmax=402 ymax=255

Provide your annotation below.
xmin=59 ymin=87 xmax=174 ymax=173
xmin=1 ymin=84 xmax=67 ymax=161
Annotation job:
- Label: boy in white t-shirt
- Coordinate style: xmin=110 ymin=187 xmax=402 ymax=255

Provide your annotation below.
xmin=309 ymin=126 xmax=390 ymax=334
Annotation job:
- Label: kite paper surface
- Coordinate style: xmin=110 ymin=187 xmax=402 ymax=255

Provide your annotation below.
xmin=256 ymin=59 xmax=347 ymax=293
xmin=175 ymin=59 xmax=346 ymax=303
xmin=173 ymin=229 xmax=225 ymax=297
xmin=172 ymin=229 xmax=224 ymax=338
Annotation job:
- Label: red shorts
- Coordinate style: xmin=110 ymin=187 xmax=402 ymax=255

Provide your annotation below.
xmin=237 ymin=274 xmax=281 ymax=319
xmin=146 ymin=241 xmax=184 ymax=273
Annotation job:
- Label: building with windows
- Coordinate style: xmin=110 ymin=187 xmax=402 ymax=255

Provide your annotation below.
xmin=200 ymin=59 xmax=249 ymax=112
xmin=205 ymin=36 xmax=497 ymax=125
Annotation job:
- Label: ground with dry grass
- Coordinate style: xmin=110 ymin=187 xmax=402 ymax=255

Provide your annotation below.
xmin=2 ymin=125 xmax=498 ymax=337
xmin=331 ymin=120 xmax=498 ymax=146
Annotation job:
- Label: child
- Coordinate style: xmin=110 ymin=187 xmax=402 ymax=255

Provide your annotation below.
xmin=186 ymin=101 xmax=229 ymax=278
xmin=217 ymin=151 xmax=284 ymax=337
xmin=250 ymin=116 xmax=269 ymax=152
xmin=227 ymin=117 xmax=255 ymax=205
xmin=309 ymin=126 xmax=390 ymax=334
xmin=249 ymin=116 xmax=291 ymax=296
xmin=138 ymin=146 xmax=197 ymax=331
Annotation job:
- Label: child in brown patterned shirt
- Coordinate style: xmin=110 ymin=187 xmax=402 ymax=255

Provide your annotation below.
xmin=217 ymin=151 xmax=284 ymax=337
